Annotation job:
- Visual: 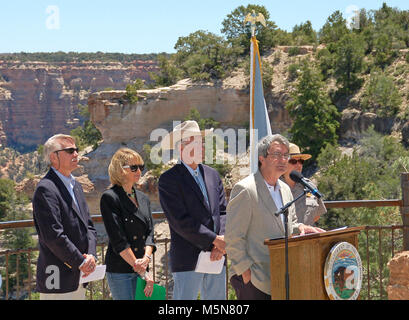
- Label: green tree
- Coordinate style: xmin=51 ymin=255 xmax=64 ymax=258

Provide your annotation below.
xmin=287 ymin=63 xmax=301 ymax=82
xmin=183 ymin=108 xmax=219 ymax=131
xmin=361 ymin=24 xmax=376 ymax=54
xmin=70 ymin=104 xmax=102 ymax=151
xmin=373 ymin=32 xmax=393 ymax=69
xmin=361 ymin=71 xmax=402 ymax=117
xmin=318 ymin=11 xmax=350 ymax=52
xmin=292 ymin=20 xmax=317 ymax=45
xmin=221 ymin=4 xmax=277 ymax=56
xmin=317 ymin=126 xmax=406 ymax=228
xmin=316 ymin=47 xmax=334 ymax=80
xmin=355 ymin=8 xmax=373 ymax=32
xmin=0 ymin=179 xmax=15 ymax=220
xmin=372 ymin=3 xmax=408 ymax=52
xmin=149 ymin=54 xmax=182 ymax=87
xmin=124 ymin=79 xmax=144 ymax=104
xmin=274 ymin=29 xmax=294 ymax=46
xmin=286 ymin=60 xmax=340 ymax=161
xmin=0 ymin=179 xmax=35 ymax=298
xmin=353 ymin=9 xmax=375 ymax=54
xmin=397 ymin=11 xmax=409 ymax=47
xmin=142 ymin=144 xmax=164 ymax=178
xmin=315 ymin=127 xmax=408 ymax=300
xmin=174 ymin=30 xmax=241 ymax=81
xmin=333 ymin=33 xmax=365 ymax=94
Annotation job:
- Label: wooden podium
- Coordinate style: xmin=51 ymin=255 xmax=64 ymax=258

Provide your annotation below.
xmin=263 ymin=226 xmax=364 ymax=300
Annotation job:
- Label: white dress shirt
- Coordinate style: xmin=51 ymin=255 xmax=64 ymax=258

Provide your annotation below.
xmin=264 ymin=180 xmax=285 ymax=227
xmin=52 ymin=167 xmax=79 ymax=210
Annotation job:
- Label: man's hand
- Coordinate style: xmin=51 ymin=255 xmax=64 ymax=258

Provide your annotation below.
xmin=212 ymin=235 xmax=226 ymax=254
xmin=79 ymin=254 xmax=96 ymax=277
xmin=241 ymin=269 xmax=251 ymax=284
xmin=299 ymin=224 xmax=325 ymax=236
xmin=210 ymin=246 xmax=224 ymax=261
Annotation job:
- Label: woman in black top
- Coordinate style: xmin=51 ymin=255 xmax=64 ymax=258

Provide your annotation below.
xmin=100 ymin=148 xmax=156 ymax=299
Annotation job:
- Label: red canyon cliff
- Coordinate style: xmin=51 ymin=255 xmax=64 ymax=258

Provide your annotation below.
xmin=0 ymin=60 xmax=157 ymax=150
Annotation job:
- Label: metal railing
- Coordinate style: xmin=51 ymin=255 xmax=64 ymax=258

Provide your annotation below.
xmin=3 ymin=168 xmax=409 ymax=300
xmin=0 ymin=197 xmax=407 ymax=300
xmin=0 ymin=212 xmax=172 ymax=300
xmin=361 ymin=225 xmax=406 ymax=300
xmin=0 ymin=233 xmax=171 ymax=300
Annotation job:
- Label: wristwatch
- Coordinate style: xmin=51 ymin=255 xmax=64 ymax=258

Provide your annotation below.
xmin=144 ymin=254 xmax=152 ymax=261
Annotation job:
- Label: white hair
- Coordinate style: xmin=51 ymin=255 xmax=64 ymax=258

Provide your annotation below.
xmin=43 ymin=134 xmax=75 ymax=166
xmin=257 ymin=134 xmax=290 ymax=168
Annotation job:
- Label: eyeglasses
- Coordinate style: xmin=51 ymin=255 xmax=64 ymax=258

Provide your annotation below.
xmin=288 ymin=159 xmax=305 ymax=165
xmin=266 ymin=152 xmax=290 ymax=160
xmin=123 ymin=164 xmax=145 ymax=172
xmin=54 ymin=147 xmax=79 ymax=154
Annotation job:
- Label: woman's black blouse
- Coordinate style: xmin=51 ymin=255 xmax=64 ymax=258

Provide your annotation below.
xmin=100 ymin=185 xmax=156 ymax=273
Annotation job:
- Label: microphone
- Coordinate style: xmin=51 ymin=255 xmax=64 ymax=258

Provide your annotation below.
xmin=289 ymin=170 xmax=323 ymax=199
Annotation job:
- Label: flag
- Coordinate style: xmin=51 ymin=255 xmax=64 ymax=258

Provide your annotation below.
xmin=249 ymin=36 xmax=272 ymax=174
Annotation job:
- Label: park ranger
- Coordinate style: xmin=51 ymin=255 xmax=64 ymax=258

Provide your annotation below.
xmin=281 ymin=143 xmax=327 ymax=226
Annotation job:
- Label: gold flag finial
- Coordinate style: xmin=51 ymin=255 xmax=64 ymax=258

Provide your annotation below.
xmin=244 ymin=10 xmax=266 ymax=36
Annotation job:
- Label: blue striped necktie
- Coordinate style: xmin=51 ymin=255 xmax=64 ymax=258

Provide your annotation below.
xmin=193 ymin=170 xmax=209 ymax=206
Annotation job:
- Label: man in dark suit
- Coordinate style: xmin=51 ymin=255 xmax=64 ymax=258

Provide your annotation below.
xmin=159 ymin=121 xmax=227 ymax=300
xmin=32 ymin=134 xmax=97 ymax=300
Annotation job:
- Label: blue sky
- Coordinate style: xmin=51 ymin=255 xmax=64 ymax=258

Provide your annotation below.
xmin=0 ymin=1 xmax=408 ymax=54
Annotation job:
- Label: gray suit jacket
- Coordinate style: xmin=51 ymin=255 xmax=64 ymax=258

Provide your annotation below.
xmin=225 ymin=170 xmax=300 ymax=295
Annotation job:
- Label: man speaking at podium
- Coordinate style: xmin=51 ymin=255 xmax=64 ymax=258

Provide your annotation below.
xmin=225 ymin=134 xmax=324 ymax=300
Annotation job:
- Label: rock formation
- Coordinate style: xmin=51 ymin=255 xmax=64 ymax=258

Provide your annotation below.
xmin=7 ymin=47 xmax=409 ymax=215
xmin=83 ymin=79 xmax=257 ymax=212
xmin=339 ymin=109 xmax=405 ymax=145
xmin=0 ymin=60 xmax=157 ymax=150
xmin=387 ymin=251 xmax=409 ymax=300
xmin=402 ymin=121 xmax=409 ymax=147
xmin=88 ymin=79 xmax=250 ymax=145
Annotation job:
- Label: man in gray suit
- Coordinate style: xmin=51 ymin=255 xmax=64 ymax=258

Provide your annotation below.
xmin=225 ymin=134 xmax=324 ymax=300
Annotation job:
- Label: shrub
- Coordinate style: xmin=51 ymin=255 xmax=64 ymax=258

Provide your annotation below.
xmin=288 ymin=46 xmax=301 ymax=56
xmin=70 ymin=104 xmax=102 ymax=151
xmin=361 ymin=72 xmax=402 ymax=117
xmin=124 ymin=79 xmax=144 ymax=104
xmin=288 ymin=63 xmax=300 ymax=81
xmin=316 ymin=48 xmax=334 ymax=79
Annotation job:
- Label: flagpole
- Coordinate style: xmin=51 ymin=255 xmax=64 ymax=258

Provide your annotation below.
xmin=249 ymin=36 xmax=256 ymax=173
xmin=245 ymin=11 xmax=291 ymax=300
xmin=245 ymin=11 xmax=270 ymax=174
xmin=248 ymin=15 xmax=258 ymax=174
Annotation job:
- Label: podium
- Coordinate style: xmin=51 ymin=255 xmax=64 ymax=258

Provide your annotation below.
xmin=263 ymin=226 xmax=364 ymax=300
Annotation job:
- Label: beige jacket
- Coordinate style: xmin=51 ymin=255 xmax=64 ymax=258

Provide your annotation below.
xmin=226 ymin=170 xmax=300 ymax=295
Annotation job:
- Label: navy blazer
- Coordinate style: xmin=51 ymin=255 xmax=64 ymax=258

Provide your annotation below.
xmin=32 ymin=168 xmax=97 ymax=293
xmin=100 ymin=185 xmax=156 ymax=273
xmin=158 ymin=163 xmax=227 ymax=272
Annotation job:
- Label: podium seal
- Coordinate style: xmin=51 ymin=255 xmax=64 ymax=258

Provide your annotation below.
xmin=324 ymin=241 xmax=362 ymax=300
